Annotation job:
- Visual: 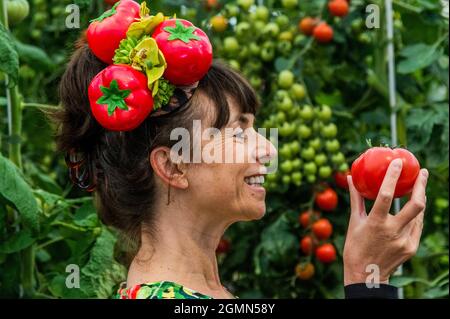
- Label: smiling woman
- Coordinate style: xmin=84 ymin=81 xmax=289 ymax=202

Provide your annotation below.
xmin=46 ymin=0 xmax=430 ymax=300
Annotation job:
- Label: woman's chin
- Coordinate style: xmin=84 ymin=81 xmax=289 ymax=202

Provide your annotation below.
xmin=240 ymin=203 xmax=267 ymax=221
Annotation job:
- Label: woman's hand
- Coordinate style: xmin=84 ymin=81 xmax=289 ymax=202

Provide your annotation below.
xmin=343 ymin=158 xmax=429 ymax=286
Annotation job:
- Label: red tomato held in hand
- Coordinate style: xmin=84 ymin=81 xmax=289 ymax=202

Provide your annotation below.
xmin=216 ymin=238 xmax=231 ymax=254
xmin=312 ymin=218 xmax=333 ymax=240
xmin=351 ymin=147 xmax=421 ymax=200
xmin=87 ymin=0 xmax=140 ymax=64
xmin=334 ymin=170 xmax=350 ymax=189
xmin=315 ymin=243 xmax=336 ymax=263
xmin=152 ymin=19 xmax=213 ymax=86
xmin=315 ymin=187 xmax=338 ymax=211
xmin=88 ymin=65 xmax=154 ymax=131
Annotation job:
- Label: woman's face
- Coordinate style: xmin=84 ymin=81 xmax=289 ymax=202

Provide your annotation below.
xmin=185 ymin=94 xmax=277 ymax=222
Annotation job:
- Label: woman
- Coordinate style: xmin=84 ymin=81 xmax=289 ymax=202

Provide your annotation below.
xmin=51 ymin=12 xmax=428 ymax=300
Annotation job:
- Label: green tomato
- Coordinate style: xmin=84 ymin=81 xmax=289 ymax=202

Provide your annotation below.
xmin=281 ymin=160 xmax=293 ymax=173
xmin=301 ymin=147 xmax=316 ymax=161
xmin=309 ymin=138 xmax=322 ymax=151
xmin=279 ymin=144 xmax=292 ymax=159
xmin=255 ymin=6 xmax=269 ymax=22
xmin=312 ymin=120 xmax=322 ymax=132
xmin=277 ymin=41 xmax=293 ymax=56
xmin=318 ymin=105 xmax=332 ymax=122
xmin=236 ymin=22 xmax=251 ymax=39
xmin=277 ymin=96 xmax=293 ymax=112
xmin=262 ymin=22 xmax=280 ymax=38
xmin=278 ymin=70 xmax=295 ymax=89
xmin=281 ymin=0 xmax=298 ymax=9
xmin=7 ymin=0 xmax=30 ymax=25
xmin=250 ymin=76 xmax=262 ymax=88
xmin=435 ymin=198 xmax=449 ymax=210
xmin=351 ymin=19 xmax=363 ymax=33
xmin=224 ymin=4 xmax=240 ymax=18
xmin=275 ymin=14 xmax=290 ymax=29
xmin=338 ymin=162 xmax=349 ymax=172
xmin=249 ymin=42 xmax=261 ymax=56
xmin=266 ymin=173 xmax=277 ymax=183
xmin=291 ymin=171 xmax=303 ymax=186
xmin=223 ymin=37 xmax=239 ymax=54
xmin=228 ymin=60 xmax=240 ymax=71
xmin=253 ymin=20 xmax=266 ymax=34
xmin=290 ymin=140 xmax=300 ymax=154
xmin=297 ymin=125 xmax=312 ymax=139
xmin=237 ymin=0 xmax=254 ymax=11
xmin=300 ymin=105 xmax=315 ymax=121
xmin=293 ymin=34 xmax=306 ymax=46
xmin=290 ymin=83 xmax=306 ymax=100
xmin=282 ymin=174 xmax=291 ymax=185
xmin=304 ymin=162 xmax=317 ymax=175
xmin=306 ymin=174 xmax=317 ymax=184
xmin=315 ymin=153 xmax=328 ymax=166
xmin=321 ymin=123 xmax=338 ymax=138
xmin=331 ymin=152 xmax=345 ymax=166
xmin=319 ymin=166 xmax=333 ymax=179
xmin=276 ymin=111 xmax=287 ymax=124
xmin=292 ymin=158 xmax=302 ymax=170
xmin=325 ymin=139 xmax=341 ymax=153
xmin=260 ymin=46 xmax=275 ymax=61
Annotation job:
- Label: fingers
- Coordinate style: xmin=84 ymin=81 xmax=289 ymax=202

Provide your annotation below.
xmin=409 ymin=211 xmax=425 ymax=251
xmin=347 ymin=175 xmax=367 ymax=224
xmin=395 ymin=169 xmax=429 ymax=229
xmin=371 ymin=158 xmax=403 ymax=220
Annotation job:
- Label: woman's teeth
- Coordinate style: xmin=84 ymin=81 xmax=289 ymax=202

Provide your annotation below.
xmin=244 ymin=175 xmax=265 ymax=186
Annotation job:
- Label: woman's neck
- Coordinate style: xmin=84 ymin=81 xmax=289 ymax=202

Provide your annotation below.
xmin=126 ymin=201 xmax=233 ymax=297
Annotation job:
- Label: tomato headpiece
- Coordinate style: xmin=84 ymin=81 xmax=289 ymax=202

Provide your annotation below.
xmin=86 ymin=0 xmax=213 ymax=131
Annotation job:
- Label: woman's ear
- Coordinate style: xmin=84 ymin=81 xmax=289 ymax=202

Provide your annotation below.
xmin=149 ymin=146 xmax=189 ymax=189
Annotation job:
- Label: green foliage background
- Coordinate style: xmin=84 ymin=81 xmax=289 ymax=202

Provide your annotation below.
xmin=0 ymin=0 xmax=448 ymax=299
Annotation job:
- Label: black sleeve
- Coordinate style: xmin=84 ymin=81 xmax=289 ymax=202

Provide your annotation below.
xmin=344 ymin=283 xmax=399 ymax=299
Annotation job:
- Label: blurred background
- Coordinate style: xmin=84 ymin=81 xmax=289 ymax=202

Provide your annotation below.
xmin=0 ymin=0 xmax=448 ymax=299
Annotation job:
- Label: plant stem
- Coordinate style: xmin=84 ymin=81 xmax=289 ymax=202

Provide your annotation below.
xmin=0 ymin=0 xmax=34 ymax=298
xmin=22 ymin=103 xmax=59 ymax=111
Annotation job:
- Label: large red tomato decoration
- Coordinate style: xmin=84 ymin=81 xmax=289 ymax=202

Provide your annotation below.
xmin=152 ymin=19 xmax=213 ymax=86
xmin=88 ymin=65 xmax=154 ymax=131
xmin=87 ymin=0 xmax=140 ymax=64
xmin=351 ymin=147 xmax=421 ymax=200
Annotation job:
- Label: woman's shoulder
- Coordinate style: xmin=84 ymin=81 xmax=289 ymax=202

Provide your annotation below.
xmin=114 ymin=281 xmax=214 ymax=299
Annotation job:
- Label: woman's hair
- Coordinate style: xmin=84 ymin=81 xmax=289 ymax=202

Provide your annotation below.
xmin=48 ymin=33 xmax=260 ymax=253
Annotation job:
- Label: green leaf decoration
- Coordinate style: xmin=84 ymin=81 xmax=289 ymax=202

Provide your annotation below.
xmin=0 ymin=23 xmax=19 ymax=88
xmin=127 ymin=12 xmax=166 ymax=39
xmin=90 ymin=1 xmax=120 ymax=23
xmin=113 ymin=36 xmax=138 ymax=64
xmin=153 ymin=78 xmax=175 ymax=110
xmin=0 ymin=154 xmax=40 ymax=233
xmin=164 ymin=20 xmax=201 ymax=43
xmin=96 ymin=80 xmax=131 ymax=116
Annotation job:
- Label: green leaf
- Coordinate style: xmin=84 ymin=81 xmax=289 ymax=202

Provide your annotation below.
xmin=0 ymin=154 xmax=40 ymax=233
xmin=274 ymin=57 xmax=290 ymax=72
xmin=390 ymin=276 xmax=430 ymax=287
xmin=14 ymin=40 xmax=54 ymax=71
xmin=0 ymin=23 xmax=19 ymax=88
xmin=97 ymin=80 xmax=131 ymax=116
xmin=398 ymin=43 xmax=441 ymax=74
xmin=164 ymin=20 xmax=201 ymax=43
xmin=0 ymin=230 xmax=35 ymax=254
xmin=73 ymin=202 xmax=99 ymax=228
xmin=423 ymin=286 xmax=449 ymax=299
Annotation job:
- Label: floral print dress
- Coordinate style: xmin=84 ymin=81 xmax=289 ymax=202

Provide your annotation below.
xmin=115 ymin=281 xmax=215 ymax=299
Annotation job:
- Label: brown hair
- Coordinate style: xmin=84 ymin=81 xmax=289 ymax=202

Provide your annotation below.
xmin=48 ymin=34 xmax=260 ymax=254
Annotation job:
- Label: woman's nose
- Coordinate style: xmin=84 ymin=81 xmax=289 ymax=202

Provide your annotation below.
xmin=254 ymin=132 xmax=278 ymax=164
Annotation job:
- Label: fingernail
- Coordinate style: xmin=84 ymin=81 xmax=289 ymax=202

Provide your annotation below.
xmin=392 ymin=158 xmax=403 ymax=168
xmin=422 ymin=169 xmax=429 ymax=178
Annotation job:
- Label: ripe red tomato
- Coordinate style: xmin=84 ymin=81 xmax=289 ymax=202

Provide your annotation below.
xmin=216 ymin=238 xmax=231 ymax=254
xmin=351 ymin=147 xmax=421 ymax=200
xmin=313 ymin=22 xmax=333 ymax=43
xmin=298 ymin=210 xmax=320 ymax=228
xmin=315 ymin=187 xmax=338 ymax=211
xmin=315 ymin=243 xmax=336 ymax=263
xmin=300 ymin=236 xmax=315 ymax=255
xmin=298 ymin=17 xmax=318 ymax=35
xmin=87 ymin=0 xmax=140 ymax=64
xmin=152 ymin=19 xmax=213 ymax=86
xmin=312 ymin=218 xmax=333 ymax=240
xmin=334 ymin=170 xmax=350 ymax=189
xmin=88 ymin=65 xmax=154 ymax=131
xmin=328 ymin=0 xmax=349 ymax=17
